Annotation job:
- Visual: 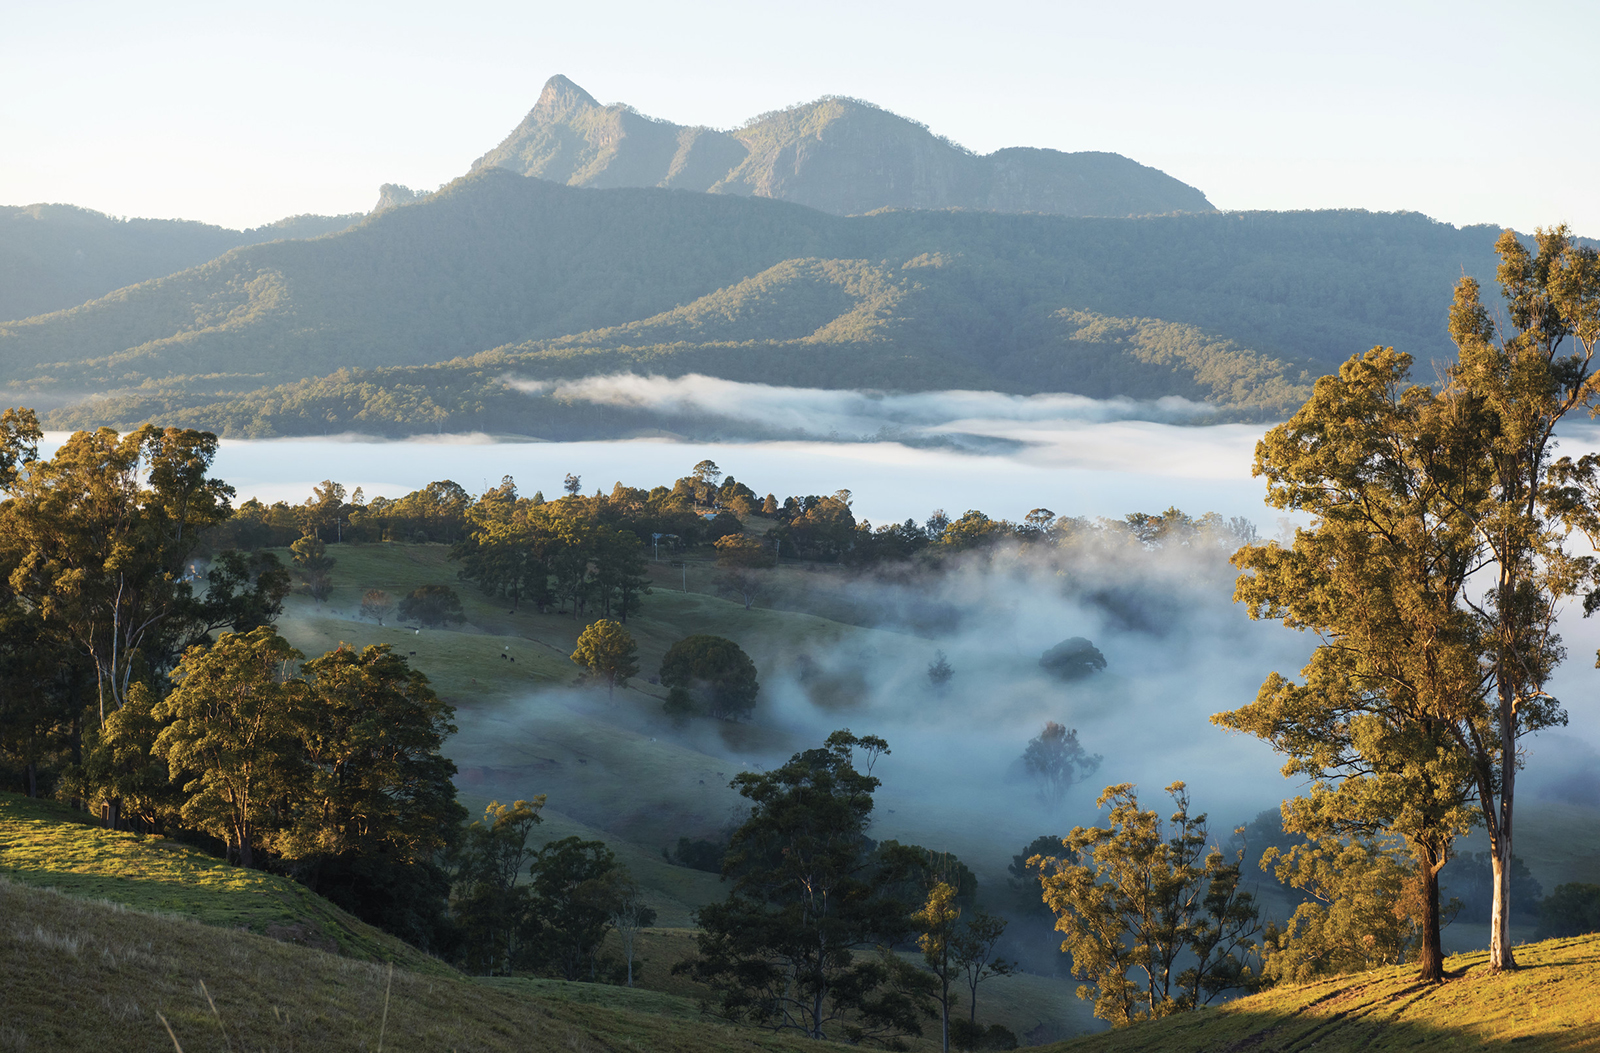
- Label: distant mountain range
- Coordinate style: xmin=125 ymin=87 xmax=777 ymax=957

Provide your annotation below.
xmin=0 ymin=77 xmax=1520 ymax=439
xmin=0 ymin=204 xmax=361 ymax=322
xmin=470 ymin=75 xmax=1214 ymax=219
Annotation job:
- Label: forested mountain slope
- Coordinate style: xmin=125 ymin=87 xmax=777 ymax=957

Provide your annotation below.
xmin=0 ymin=165 xmax=1510 ymax=437
xmin=0 ymin=203 xmax=361 ymax=322
xmin=473 ymin=74 xmax=1214 ymax=217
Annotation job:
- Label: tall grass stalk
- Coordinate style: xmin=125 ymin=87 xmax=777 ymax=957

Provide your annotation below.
xmin=378 ymin=962 xmax=394 ymax=1053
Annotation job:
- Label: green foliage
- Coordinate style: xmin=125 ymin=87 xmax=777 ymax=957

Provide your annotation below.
xmin=1034 ymin=782 xmax=1262 ymax=1027
xmin=399 ymin=584 xmax=464 ymax=628
xmin=451 ymin=798 xmax=546 ymax=975
xmin=667 ymin=835 xmax=727 ymax=873
xmin=949 ymin=1019 xmax=1019 ymax=1050
xmin=1038 ymin=638 xmax=1106 ymax=681
xmin=290 ymin=534 xmax=335 ymax=603
xmin=153 ymin=628 xmax=310 ymax=868
xmin=526 ymin=836 xmax=621 ymax=981
xmin=1258 ymin=831 xmax=1422 ymax=983
xmin=571 ymin=619 xmax=640 ymax=698
xmin=0 ymin=421 xmax=235 ymax=719
xmin=291 ymin=643 xmax=464 ymax=951
xmin=658 ymin=634 xmax=760 ymax=721
xmin=1216 ymin=345 xmax=1490 ymax=980
xmin=678 ymin=730 xmax=936 ymax=1046
xmin=1535 ymin=883 xmax=1600 ymax=939
xmin=1010 ymin=834 xmax=1068 ymax=911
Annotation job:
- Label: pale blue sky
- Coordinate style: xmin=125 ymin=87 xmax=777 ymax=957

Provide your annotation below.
xmin=4 ymin=0 xmax=1594 ymax=234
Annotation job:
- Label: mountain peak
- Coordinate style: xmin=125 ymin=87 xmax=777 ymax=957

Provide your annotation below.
xmin=473 ymin=77 xmax=1212 ymax=218
xmin=532 ymin=74 xmax=600 ymax=120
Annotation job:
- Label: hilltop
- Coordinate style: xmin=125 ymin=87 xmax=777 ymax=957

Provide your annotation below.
xmin=472 ymin=75 xmax=1213 ymax=219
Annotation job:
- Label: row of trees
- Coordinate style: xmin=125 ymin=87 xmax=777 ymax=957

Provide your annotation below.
xmin=452 ymin=478 xmax=658 ymax=620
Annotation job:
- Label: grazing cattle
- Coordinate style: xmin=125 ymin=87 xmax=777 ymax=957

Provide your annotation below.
xmin=500 ymin=653 xmax=507 ymax=660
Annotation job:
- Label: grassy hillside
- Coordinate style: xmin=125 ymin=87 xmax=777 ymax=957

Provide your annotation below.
xmin=5 ymin=168 xmax=1514 ymax=438
xmin=1041 ymin=935 xmax=1600 ymax=1052
xmin=0 ymin=877 xmax=850 ymax=1053
xmin=0 ymin=793 xmax=448 ymax=974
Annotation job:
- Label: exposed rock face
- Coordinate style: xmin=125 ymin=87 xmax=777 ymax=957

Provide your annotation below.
xmin=371 ymin=183 xmax=432 ymax=213
xmin=472 ymin=75 xmax=1212 ymax=217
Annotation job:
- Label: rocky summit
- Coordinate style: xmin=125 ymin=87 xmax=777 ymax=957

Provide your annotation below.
xmin=472 ymin=74 xmax=1213 ymax=217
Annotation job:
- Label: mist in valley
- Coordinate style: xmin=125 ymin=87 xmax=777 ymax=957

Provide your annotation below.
xmin=208 ymin=377 xmax=1600 ymax=982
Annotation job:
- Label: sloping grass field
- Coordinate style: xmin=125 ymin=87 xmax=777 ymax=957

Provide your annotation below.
xmin=0 ymin=877 xmax=848 ymax=1053
xmin=0 ymin=793 xmax=447 ymax=974
xmin=1044 ymin=934 xmax=1600 ymax=1053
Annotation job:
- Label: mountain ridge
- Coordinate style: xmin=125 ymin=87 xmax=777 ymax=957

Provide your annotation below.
xmin=472 ymin=75 xmax=1213 ymax=218
xmin=0 ymin=203 xmax=362 ymax=323
xmin=0 ymin=169 xmax=1513 ymax=438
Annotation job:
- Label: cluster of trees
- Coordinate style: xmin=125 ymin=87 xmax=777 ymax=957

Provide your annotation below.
xmin=0 ymin=416 xmax=478 ymax=948
xmin=1216 ymin=226 xmax=1600 ymax=980
xmin=451 ymin=797 xmax=656 ymax=983
xmin=1029 ymin=783 xmax=1263 ymax=1026
xmin=678 ymin=730 xmax=1019 ymax=1052
xmin=1008 ymin=228 xmax=1600 ymax=1031
xmin=568 ymin=617 xmax=762 ymax=725
xmin=0 ymin=415 xmax=290 ymax=800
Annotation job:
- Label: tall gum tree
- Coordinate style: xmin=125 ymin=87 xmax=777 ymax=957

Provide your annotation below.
xmin=1444 ymin=227 xmax=1600 ymax=971
xmin=0 ymin=421 xmax=233 ymax=723
xmin=1215 ymin=346 xmax=1487 ymax=983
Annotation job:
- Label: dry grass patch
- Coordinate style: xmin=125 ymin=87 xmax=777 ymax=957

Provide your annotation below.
xmin=1039 ymin=933 xmax=1600 ymax=1053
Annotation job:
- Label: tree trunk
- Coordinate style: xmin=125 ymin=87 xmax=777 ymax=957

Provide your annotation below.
xmin=25 ymin=762 xmax=36 ymax=799
xmin=940 ymin=974 xmax=951 ymax=1053
xmin=1416 ymin=848 xmax=1444 ymax=983
xmin=1489 ymin=753 xmax=1517 ymax=971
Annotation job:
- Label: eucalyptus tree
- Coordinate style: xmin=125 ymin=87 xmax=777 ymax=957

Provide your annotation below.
xmin=153 ymin=627 xmax=309 ymax=868
xmin=1215 ymin=346 xmax=1488 ymax=983
xmin=1033 ymin=782 xmax=1261 ymax=1025
xmin=677 ymin=730 xmax=935 ymax=1045
xmin=1443 ymin=226 xmax=1600 ymax=970
xmin=570 ymin=618 xmax=639 ymax=699
xmin=0 ymin=417 xmax=234 ymax=723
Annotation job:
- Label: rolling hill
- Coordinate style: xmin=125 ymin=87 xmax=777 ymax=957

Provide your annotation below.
xmin=0 ymin=203 xmax=361 ymax=323
xmin=472 ymin=75 xmax=1215 ymax=218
